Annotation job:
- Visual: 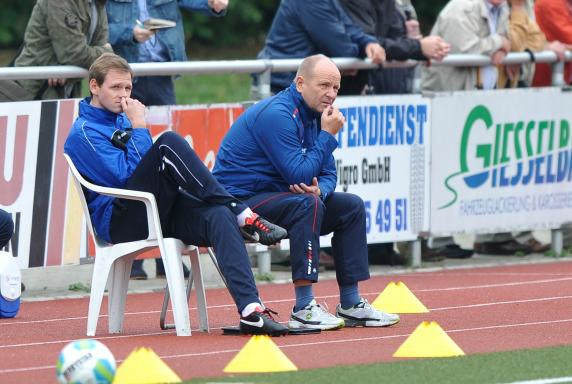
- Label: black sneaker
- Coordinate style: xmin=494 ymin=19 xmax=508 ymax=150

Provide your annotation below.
xmin=239 ymin=307 xmax=289 ymax=336
xmin=155 ymin=259 xmax=191 ymax=279
xmin=130 ymin=260 xmax=148 ymax=280
xmin=241 ymin=214 xmax=287 ymax=246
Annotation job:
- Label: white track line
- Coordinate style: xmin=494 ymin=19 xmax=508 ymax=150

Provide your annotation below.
xmin=501 ymin=377 xmax=572 ymax=384
xmin=3 ymin=276 xmax=572 ymax=327
xmin=4 ymin=317 xmax=572 ymax=374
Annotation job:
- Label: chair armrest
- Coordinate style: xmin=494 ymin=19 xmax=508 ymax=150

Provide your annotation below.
xmin=73 ymin=172 xmax=162 ymax=241
xmin=90 ymin=183 xmax=162 ymax=241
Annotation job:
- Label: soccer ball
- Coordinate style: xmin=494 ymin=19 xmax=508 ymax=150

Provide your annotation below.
xmin=56 ymin=339 xmax=116 ymax=384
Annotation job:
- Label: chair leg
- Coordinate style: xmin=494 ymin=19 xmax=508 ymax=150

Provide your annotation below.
xmin=107 ymin=256 xmax=133 ymax=334
xmin=87 ymin=252 xmax=114 ymax=336
xmin=160 ymin=265 xmax=194 ymax=330
xmin=162 ymin=239 xmax=191 ymax=336
xmin=190 ymin=247 xmax=209 ymax=332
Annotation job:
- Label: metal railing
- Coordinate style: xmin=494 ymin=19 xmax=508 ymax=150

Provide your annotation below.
xmin=1 ymin=51 xmax=570 ymax=98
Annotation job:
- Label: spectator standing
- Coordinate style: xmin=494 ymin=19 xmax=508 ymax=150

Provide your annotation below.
xmin=532 ymin=0 xmax=572 ymax=86
xmin=0 ymin=209 xmax=13 ymax=249
xmin=338 ymin=0 xmax=449 ymax=95
xmin=337 ymin=0 xmax=449 ymax=264
xmin=498 ymin=0 xmax=566 ymax=89
xmin=255 ymin=0 xmax=386 ymax=95
xmin=106 ymin=0 xmax=229 ymax=106
xmin=14 ymin=0 xmax=112 ymax=100
xmin=214 ymin=55 xmax=400 ymax=330
xmin=421 ymin=0 xmax=524 ymax=257
xmin=422 ymin=0 xmax=511 ymax=92
xmin=64 ymin=53 xmax=289 ymax=336
xmin=106 ymin=0 xmax=229 ymax=278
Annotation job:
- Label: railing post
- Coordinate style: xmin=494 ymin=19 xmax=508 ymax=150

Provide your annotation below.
xmin=409 ymin=238 xmax=422 ymax=267
xmin=551 ymin=229 xmax=563 ymax=256
xmin=551 ymin=60 xmax=565 ymax=87
xmin=253 ymin=62 xmax=272 ymax=100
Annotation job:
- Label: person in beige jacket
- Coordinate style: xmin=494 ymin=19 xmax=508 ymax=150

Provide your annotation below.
xmin=421 ymin=0 xmax=511 ymax=92
xmin=498 ymin=0 xmax=567 ymax=88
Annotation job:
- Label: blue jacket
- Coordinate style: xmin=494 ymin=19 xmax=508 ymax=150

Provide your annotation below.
xmin=106 ymin=0 xmax=224 ymax=63
xmin=64 ymin=98 xmax=153 ymax=243
xmin=213 ymin=83 xmax=338 ymax=200
xmin=257 ymin=0 xmax=378 ymax=89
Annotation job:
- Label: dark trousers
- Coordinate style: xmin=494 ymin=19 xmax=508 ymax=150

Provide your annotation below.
xmin=0 ymin=209 xmax=13 ymax=249
xmin=243 ymin=192 xmax=370 ymax=285
xmin=110 ymin=132 xmax=259 ymax=312
xmin=131 ymin=76 xmax=176 ymax=106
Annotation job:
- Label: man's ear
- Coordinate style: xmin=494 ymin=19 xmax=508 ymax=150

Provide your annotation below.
xmin=295 ymin=75 xmax=304 ymax=92
xmin=89 ymin=78 xmax=99 ymax=96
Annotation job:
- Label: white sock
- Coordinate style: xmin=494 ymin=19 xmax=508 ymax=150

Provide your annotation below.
xmin=236 ymin=208 xmax=255 ymax=227
xmin=241 ymin=302 xmax=263 ymax=317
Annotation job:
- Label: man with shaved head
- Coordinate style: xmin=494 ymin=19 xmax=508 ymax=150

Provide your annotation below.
xmin=213 ymin=55 xmax=400 ymax=331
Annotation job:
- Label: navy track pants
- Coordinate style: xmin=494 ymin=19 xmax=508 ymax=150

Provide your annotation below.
xmin=243 ymin=191 xmax=370 ymax=285
xmin=110 ymin=131 xmax=260 ymax=312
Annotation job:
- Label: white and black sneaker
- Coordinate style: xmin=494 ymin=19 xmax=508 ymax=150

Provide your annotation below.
xmin=239 ymin=307 xmax=289 ymax=336
xmin=336 ymin=298 xmax=400 ymax=327
xmin=288 ymin=299 xmax=345 ymax=330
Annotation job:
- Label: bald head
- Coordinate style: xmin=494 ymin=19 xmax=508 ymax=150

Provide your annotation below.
xmin=295 ymin=54 xmax=339 ymax=80
xmin=295 ymin=55 xmax=341 ymax=113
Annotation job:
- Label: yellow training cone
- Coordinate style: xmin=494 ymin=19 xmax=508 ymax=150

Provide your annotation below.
xmin=393 ymin=321 xmax=465 ymax=358
xmin=224 ymin=335 xmax=297 ymax=373
xmin=113 ymin=347 xmax=181 ymax=383
xmin=372 ymin=281 xmax=429 ymax=313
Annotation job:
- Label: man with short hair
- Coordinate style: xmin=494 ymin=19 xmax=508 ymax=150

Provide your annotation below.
xmin=214 ymin=54 xmax=400 ymax=330
xmin=64 ymin=53 xmax=289 ymax=336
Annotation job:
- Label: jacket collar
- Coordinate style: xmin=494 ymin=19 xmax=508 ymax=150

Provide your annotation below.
xmin=79 ymin=97 xmax=128 ymax=127
xmin=287 ymin=83 xmax=320 ymax=126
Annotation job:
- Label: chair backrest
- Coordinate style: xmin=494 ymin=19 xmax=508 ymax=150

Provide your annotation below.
xmin=63 ymin=153 xmax=109 ymax=248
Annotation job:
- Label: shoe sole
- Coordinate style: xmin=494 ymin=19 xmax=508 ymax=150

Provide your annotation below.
xmin=341 ymin=317 xmax=400 ymax=327
xmin=240 ymin=328 xmax=289 ymax=337
xmin=288 ymin=319 xmax=344 ymax=331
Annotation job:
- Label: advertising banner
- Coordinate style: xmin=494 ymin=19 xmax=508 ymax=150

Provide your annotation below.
xmin=334 ymin=95 xmax=431 ymax=243
xmin=430 ymin=88 xmax=572 ymax=235
xmin=1 ymin=99 xmax=78 ymax=268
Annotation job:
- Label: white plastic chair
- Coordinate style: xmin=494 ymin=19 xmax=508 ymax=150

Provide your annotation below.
xmin=64 ymin=153 xmax=209 ymax=336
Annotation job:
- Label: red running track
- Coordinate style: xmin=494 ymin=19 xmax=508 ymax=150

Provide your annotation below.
xmin=2 ymin=261 xmax=572 ymax=382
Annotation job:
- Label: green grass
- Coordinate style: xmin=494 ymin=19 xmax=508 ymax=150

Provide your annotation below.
xmin=174 ymin=73 xmax=252 ymax=104
xmin=186 ymin=344 xmax=572 ymax=384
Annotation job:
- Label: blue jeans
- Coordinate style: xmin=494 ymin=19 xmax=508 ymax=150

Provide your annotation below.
xmin=131 ymin=76 xmax=176 ymax=106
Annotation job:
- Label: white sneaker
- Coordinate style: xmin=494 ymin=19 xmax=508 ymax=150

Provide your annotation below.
xmin=336 ymin=298 xmax=400 ymax=327
xmin=288 ymin=299 xmax=345 ymax=330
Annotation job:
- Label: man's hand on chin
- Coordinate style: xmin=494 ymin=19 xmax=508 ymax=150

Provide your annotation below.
xmin=120 ymin=97 xmax=147 ymax=128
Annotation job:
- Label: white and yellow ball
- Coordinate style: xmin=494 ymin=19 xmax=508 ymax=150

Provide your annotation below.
xmin=56 ymin=339 xmax=116 ymax=384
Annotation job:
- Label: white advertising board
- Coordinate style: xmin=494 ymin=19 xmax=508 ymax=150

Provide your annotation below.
xmin=0 ymin=101 xmax=42 ymax=268
xmin=430 ymin=87 xmax=572 ymax=235
xmin=334 ymin=95 xmax=431 ymax=243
